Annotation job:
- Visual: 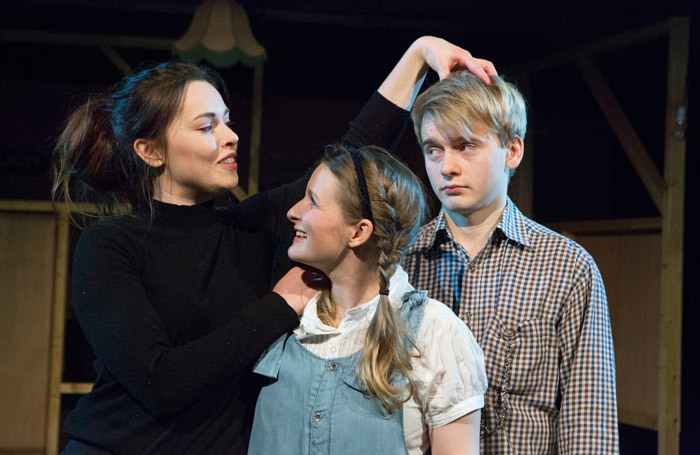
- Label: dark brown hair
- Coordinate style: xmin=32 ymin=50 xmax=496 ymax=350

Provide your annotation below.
xmin=51 ymin=62 xmax=224 ymax=223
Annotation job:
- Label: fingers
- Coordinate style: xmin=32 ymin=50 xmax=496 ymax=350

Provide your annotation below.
xmin=462 ymin=61 xmax=491 ymax=84
xmin=434 ymin=46 xmax=472 ymax=80
xmin=273 ymin=266 xmax=303 ymax=295
xmin=433 ymin=50 xmax=496 ymax=84
xmin=436 ymin=67 xmax=451 ymax=81
xmin=479 ymin=59 xmax=498 ymax=76
xmin=449 ymin=54 xmax=497 ymax=84
xmin=272 ymin=266 xmax=325 ymax=315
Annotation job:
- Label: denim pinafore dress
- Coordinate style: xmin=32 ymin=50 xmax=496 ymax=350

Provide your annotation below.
xmin=248 ymin=290 xmax=428 ymax=455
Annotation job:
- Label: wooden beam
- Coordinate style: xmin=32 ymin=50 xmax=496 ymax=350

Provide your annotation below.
xmin=0 ymin=200 xmax=56 ymax=212
xmin=44 ymin=216 xmax=69 ymax=455
xmin=545 ymin=217 xmax=662 ymax=236
xmin=657 ymin=16 xmax=688 ymax=455
xmin=99 ymin=45 xmax=133 ymax=76
xmin=515 ymin=18 xmax=670 ymax=74
xmin=59 ymin=383 xmax=94 ymax=395
xmin=0 ymin=200 xmax=104 ymax=215
xmin=255 ymin=8 xmax=493 ymax=32
xmin=0 ymin=29 xmax=173 ymax=50
xmin=576 ymin=56 xmax=666 ymax=212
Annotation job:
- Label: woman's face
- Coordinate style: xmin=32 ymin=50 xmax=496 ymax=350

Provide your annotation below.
xmin=157 ymin=80 xmax=239 ymax=205
xmin=287 ymin=164 xmax=357 ymax=274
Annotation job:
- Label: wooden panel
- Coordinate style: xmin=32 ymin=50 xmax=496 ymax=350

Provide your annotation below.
xmin=0 ymin=212 xmax=57 ymax=450
xmin=574 ymin=233 xmax=661 ymax=429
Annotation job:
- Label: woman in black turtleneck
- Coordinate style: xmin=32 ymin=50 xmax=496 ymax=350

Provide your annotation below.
xmin=51 ymin=39 xmax=496 ymax=455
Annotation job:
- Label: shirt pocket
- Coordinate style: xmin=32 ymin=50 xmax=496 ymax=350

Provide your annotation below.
xmin=484 ymin=316 xmax=552 ymax=397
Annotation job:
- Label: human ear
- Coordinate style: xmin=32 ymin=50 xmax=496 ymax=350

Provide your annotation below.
xmin=133 ymin=139 xmax=165 ymax=168
xmin=348 ymin=219 xmax=374 ymax=248
xmin=505 ymin=137 xmax=524 ymax=172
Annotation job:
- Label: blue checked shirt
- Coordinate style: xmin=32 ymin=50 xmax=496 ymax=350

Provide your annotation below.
xmin=401 ymin=199 xmax=619 ymax=454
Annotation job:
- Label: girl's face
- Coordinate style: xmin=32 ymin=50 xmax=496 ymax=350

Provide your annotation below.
xmin=287 ymin=164 xmax=357 ymax=274
xmin=157 ymin=80 xmax=239 ymax=205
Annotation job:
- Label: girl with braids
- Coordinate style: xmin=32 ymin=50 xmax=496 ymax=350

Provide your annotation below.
xmin=51 ymin=38 xmax=495 ymax=454
xmin=249 ymin=145 xmax=487 ymax=455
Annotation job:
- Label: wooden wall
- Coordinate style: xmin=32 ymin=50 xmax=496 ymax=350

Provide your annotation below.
xmin=551 ymin=222 xmax=663 ymax=430
xmin=0 ymin=208 xmax=671 ymax=454
xmin=0 ymin=211 xmax=57 ymax=455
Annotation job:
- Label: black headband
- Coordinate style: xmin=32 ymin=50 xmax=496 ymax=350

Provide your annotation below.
xmin=349 ymin=147 xmax=374 ymax=224
xmin=350 ymin=148 xmax=391 ymax=297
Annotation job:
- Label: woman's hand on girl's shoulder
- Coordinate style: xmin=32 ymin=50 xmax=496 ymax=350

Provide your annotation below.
xmin=273 ymin=266 xmax=328 ymax=315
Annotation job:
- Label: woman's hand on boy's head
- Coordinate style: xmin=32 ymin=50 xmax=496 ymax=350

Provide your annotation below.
xmin=415 ymin=36 xmax=497 ymax=83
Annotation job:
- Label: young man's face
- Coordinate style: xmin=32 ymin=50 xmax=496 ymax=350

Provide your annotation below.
xmin=420 ymin=117 xmax=521 ymax=220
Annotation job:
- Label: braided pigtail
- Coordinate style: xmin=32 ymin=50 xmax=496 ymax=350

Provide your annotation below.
xmin=322 ymin=144 xmax=429 ymax=411
xmin=357 ymin=242 xmax=416 ymax=411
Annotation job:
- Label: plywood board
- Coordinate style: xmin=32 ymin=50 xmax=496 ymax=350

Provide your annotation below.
xmin=0 ymin=212 xmax=57 ymax=449
xmin=575 ymin=233 xmax=661 ymax=429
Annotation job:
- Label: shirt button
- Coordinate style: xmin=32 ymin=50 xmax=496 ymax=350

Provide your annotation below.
xmin=468 ymin=265 xmax=477 ymax=273
xmin=330 ymin=346 xmax=337 ymax=353
xmin=329 ymin=362 xmax=338 ymax=371
xmin=314 ymin=412 xmax=323 ymax=422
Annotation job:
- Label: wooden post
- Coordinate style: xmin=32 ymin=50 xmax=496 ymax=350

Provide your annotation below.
xmin=657 ymin=16 xmax=688 ymax=455
xmin=45 ymin=214 xmax=70 ymax=455
xmin=231 ymin=62 xmax=264 ymax=201
xmin=248 ymin=62 xmax=264 ymax=196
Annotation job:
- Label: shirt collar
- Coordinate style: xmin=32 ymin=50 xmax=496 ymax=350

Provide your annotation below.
xmin=497 ymin=198 xmax=532 ymax=247
xmin=296 ymin=265 xmax=414 ymax=339
xmin=423 ymin=197 xmax=533 ymax=249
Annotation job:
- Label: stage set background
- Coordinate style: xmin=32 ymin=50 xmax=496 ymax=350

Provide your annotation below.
xmin=1 ymin=1 xmax=698 ymax=454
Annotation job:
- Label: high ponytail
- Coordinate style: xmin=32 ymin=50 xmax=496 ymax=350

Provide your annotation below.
xmin=52 ymin=94 xmax=125 ymax=223
xmin=321 ymin=144 xmax=429 ymax=411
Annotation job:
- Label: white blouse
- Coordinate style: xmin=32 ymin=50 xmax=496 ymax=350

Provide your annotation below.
xmin=294 ymin=266 xmax=487 ymax=454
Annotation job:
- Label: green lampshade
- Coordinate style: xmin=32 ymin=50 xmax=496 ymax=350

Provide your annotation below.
xmin=174 ymin=0 xmax=266 ymax=68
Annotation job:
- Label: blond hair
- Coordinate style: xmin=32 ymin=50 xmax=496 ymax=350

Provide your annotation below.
xmin=411 ymin=71 xmax=527 ymax=177
xmin=318 ymin=144 xmax=428 ymax=411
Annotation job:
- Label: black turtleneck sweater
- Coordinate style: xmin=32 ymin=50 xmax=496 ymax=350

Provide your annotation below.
xmin=62 ymin=92 xmax=408 ymax=454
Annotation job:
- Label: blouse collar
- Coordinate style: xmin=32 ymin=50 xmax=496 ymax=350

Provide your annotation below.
xmin=296 ymin=265 xmax=414 ymax=339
